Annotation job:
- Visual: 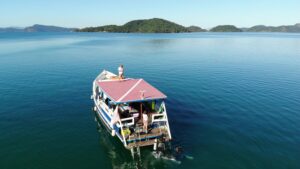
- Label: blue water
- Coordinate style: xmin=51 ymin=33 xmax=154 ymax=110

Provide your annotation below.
xmin=0 ymin=32 xmax=300 ymax=169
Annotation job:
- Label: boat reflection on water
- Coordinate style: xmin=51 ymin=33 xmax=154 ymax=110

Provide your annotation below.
xmin=93 ymin=111 xmax=139 ymax=168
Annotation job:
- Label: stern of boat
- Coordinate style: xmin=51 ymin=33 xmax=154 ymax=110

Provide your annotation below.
xmin=116 ymin=101 xmax=172 ymax=150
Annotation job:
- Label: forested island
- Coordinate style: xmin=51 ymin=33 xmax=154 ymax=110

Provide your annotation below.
xmin=210 ymin=25 xmax=242 ymax=32
xmin=243 ymin=24 xmax=300 ymax=32
xmin=76 ymin=18 xmax=206 ymax=33
xmin=1 ymin=18 xmax=300 ymax=33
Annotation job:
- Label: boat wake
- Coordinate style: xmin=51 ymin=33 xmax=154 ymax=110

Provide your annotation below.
xmin=151 ymin=145 xmax=194 ymax=165
xmin=152 ymin=151 xmax=181 ymax=164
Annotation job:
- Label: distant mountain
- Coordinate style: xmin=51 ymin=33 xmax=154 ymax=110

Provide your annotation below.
xmin=24 ymin=24 xmax=74 ymax=32
xmin=77 ymin=18 xmax=190 ymax=33
xmin=244 ymin=23 xmax=300 ymax=32
xmin=186 ymin=26 xmax=207 ymax=32
xmin=210 ymin=25 xmax=242 ymax=32
xmin=0 ymin=24 xmax=75 ymax=32
xmin=0 ymin=27 xmax=24 ymax=32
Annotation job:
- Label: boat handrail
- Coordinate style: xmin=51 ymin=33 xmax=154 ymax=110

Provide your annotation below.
xmin=151 ymin=113 xmax=166 ymax=123
xmin=119 ymin=117 xmax=134 ymax=148
xmin=118 ymin=120 xmax=128 ymax=147
xmin=162 ymin=101 xmax=172 ymax=139
xmin=120 ymin=117 xmax=135 ymax=127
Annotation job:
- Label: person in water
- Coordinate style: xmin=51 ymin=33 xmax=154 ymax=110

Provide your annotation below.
xmin=174 ymin=146 xmax=194 ymax=161
xmin=118 ymin=65 xmax=124 ymax=79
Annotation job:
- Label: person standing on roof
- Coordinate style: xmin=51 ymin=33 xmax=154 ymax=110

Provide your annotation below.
xmin=118 ymin=65 xmax=124 ymax=79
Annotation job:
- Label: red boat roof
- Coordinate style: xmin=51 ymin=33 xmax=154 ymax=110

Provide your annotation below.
xmin=97 ymin=78 xmax=167 ymax=103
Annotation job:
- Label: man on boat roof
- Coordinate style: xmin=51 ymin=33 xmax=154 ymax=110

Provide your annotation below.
xmin=118 ymin=64 xmax=124 ymax=79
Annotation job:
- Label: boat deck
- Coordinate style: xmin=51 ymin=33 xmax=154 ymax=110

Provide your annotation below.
xmin=126 ymin=127 xmax=169 ymax=149
xmin=127 ymin=139 xmax=157 ymax=149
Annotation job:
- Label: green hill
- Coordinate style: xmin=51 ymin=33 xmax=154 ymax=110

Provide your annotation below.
xmin=245 ymin=24 xmax=300 ymax=32
xmin=186 ymin=26 xmax=207 ymax=32
xmin=210 ymin=25 xmax=242 ymax=32
xmin=77 ymin=18 xmax=189 ymax=33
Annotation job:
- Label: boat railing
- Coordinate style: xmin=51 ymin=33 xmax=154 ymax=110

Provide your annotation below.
xmin=162 ymin=101 xmax=172 ymax=139
xmin=119 ymin=117 xmax=135 ymax=127
xmin=118 ymin=119 xmax=128 ymax=147
xmin=118 ymin=117 xmax=134 ymax=147
xmin=95 ymin=70 xmax=107 ymax=81
xmin=151 ymin=113 xmax=166 ymax=123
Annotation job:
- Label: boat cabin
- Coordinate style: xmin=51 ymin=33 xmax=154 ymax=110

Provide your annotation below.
xmin=92 ymin=71 xmax=172 ymax=149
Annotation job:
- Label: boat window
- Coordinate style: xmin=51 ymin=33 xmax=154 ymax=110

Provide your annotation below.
xmin=105 ymin=97 xmax=109 ymax=105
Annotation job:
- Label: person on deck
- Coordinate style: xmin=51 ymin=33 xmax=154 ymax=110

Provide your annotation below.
xmin=143 ymin=111 xmax=148 ymax=133
xmin=118 ymin=65 xmax=124 ymax=79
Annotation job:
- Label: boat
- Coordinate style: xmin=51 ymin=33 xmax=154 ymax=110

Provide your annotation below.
xmin=91 ymin=70 xmax=172 ymax=152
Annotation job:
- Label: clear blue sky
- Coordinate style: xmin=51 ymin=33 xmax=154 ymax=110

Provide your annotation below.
xmin=1 ymin=0 xmax=299 ymax=28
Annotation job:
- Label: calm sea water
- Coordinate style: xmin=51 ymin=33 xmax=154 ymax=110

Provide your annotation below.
xmin=0 ymin=32 xmax=300 ymax=169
